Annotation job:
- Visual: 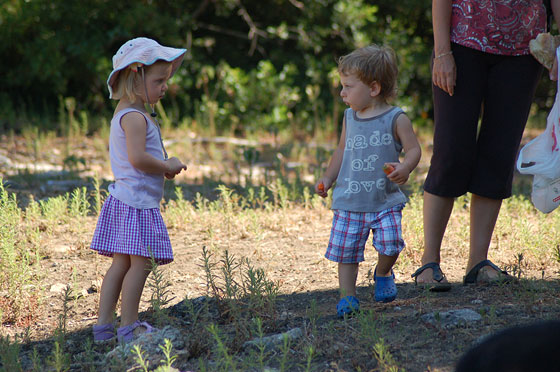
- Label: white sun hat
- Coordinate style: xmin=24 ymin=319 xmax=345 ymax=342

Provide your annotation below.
xmin=107 ymin=37 xmax=187 ymax=98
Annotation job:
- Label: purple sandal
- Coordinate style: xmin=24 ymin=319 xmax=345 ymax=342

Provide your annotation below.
xmin=93 ymin=323 xmax=115 ymax=342
xmin=117 ymin=320 xmax=157 ymax=343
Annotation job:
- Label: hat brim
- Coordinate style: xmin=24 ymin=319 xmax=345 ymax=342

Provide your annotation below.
xmin=107 ymin=48 xmax=186 ymax=99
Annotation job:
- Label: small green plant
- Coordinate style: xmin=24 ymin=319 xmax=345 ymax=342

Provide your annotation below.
xmin=200 ymin=246 xmax=279 ymax=321
xmin=91 ymin=174 xmax=103 ymax=216
xmin=30 ymin=347 xmax=42 ymax=372
xmin=147 ymin=253 xmax=174 ymax=327
xmin=48 ymin=291 xmax=72 ymax=372
xmin=250 ymin=317 xmax=267 ymax=370
xmin=0 ymin=334 xmax=23 ymax=372
xmin=82 ymin=339 xmax=98 ymax=372
xmin=357 ymin=309 xmax=383 ymax=345
xmin=132 ymin=344 xmax=151 ymax=372
xmin=40 ymin=194 xmax=69 ymax=226
xmin=158 ymin=338 xmax=179 ymax=369
xmin=373 ymin=339 xmax=404 ymax=372
xmin=303 ymin=344 xmax=314 ymax=372
xmin=278 ymin=333 xmax=292 ymax=372
xmin=208 ymin=323 xmax=237 ymax=371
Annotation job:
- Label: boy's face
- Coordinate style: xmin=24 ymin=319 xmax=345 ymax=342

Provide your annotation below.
xmin=339 ymin=73 xmax=377 ymax=113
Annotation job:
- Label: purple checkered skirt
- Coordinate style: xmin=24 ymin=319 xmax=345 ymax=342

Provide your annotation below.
xmin=91 ymin=195 xmax=173 ymax=264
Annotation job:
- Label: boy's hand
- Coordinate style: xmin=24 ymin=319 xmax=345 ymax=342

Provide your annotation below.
xmin=165 ymin=157 xmax=187 ymax=178
xmin=384 ymin=162 xmax=410 ymax=185
xmin=315 ymin=178 xmax=332 ymax=198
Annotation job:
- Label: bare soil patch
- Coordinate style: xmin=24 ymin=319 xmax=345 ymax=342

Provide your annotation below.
xmin=1 ymin=132 xmax=560 ymax=372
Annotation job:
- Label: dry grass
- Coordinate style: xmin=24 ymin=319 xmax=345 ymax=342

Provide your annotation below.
xmin=1 ymin=128 xmax=560 ymax=371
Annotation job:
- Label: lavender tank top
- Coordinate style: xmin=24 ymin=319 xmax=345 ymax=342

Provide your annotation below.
xmin=108 ymin=108 xmax=165 ymax=209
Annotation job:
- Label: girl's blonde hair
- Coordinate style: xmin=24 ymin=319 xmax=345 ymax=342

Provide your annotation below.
xmin=110 ymin=60 xmax=171 ymax=103
xmin=338 ymin=44 xmax=398 ymax=101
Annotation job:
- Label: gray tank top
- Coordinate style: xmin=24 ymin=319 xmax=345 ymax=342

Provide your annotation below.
xmin=331 ymin=107 xmax=407 ymax=212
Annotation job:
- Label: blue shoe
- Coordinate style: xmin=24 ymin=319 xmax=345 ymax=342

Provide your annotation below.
xmin=374 ymin=268 xmax=397 ymax=303
xmin=337 ymin=296 xmax=360 ymax=318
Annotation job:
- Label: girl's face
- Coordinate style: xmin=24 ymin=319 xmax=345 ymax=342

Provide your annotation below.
xmin=140 ymin=62 xmax=172 ymax=105
xmin=339 ymin=73 xmax=377 ymax=113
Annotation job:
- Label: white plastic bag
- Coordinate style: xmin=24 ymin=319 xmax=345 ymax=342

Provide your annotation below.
xmin=530 ymin=175 xmax=560 ymax=213
xmin=516 ymin=48 xmax=560 ymax=213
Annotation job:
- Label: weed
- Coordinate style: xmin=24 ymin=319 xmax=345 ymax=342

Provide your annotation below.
xmin=373 ymin=339 xmax=403 ymax=372
xmin=250 ymin=317 xmax=268 ymax=369
xmin=159 ymin=338 xmax=179 ymax=369
xmin=554 ymin=245 xmax=560 ymax=265
xmin=30 ymin=347 xmax=42 ymax=372
xmin=357 ymin=309 xmax=383 ymax=345
xmin=306 ymin=299 xmax=320 ymax=336
xmin=0 ymin=334 xmax=23 ymax=372
xmin=82 ymin=339 xmax=97 ymax=372
xmin=132 ymin=344 xmax=151 ymax=372
xmin=303 ymin=344 xmax=314 ymax=372
xmin=147 ymin=254 xmax=175 ymax=327
xmin=207 ymin=323 xmax=237 ymax=371
xmin=278 ymin=333 xmax=292 ymax=372
xmin=40 ymin=194 xmax=69 ymax=227
xmin=506 ymin=253 xmax=526 ymax=279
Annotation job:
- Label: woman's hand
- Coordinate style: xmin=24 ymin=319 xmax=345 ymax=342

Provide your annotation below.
xmin=432 ymin=53 xmax=456 ymax=96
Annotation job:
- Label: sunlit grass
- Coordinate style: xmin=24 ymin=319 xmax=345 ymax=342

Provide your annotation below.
xmin=1 ymin=124 xmax=559 ymax=371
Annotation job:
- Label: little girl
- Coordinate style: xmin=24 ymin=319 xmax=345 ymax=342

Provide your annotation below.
xmin=91 ymin=37 xmax=187 ymax=343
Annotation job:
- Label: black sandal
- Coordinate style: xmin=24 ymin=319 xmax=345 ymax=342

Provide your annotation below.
xmin=463 ymin=259 xmax=515 ymax=285
xmin=411 ymin=262 xmax=451 ymax=292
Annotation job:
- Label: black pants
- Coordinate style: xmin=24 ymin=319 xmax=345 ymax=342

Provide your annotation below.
xmin=424 ymin=43 xmax=543 ymax=199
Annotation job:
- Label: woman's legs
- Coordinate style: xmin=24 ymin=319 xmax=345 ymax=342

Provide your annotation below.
xmin=119 ymin=255 xmax=152 ymax=327
xmin=97 ymin=254 xmax=130 ymax=325
xmin=464 ymin=53 xmax=540 ymax=278
xmin=467 ymin=194 xmax=502 ymax=277
xmin=415 ymin=191 xmax=454 ymax=284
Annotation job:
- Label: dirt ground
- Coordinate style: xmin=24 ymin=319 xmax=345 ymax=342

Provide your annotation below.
xmin=2 ymin=132 xmax=560 ymax=372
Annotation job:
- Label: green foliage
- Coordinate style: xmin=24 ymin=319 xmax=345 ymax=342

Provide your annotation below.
xmin=147 ymin=254 xmax=175 ymax=327
xmin=1 ymin=0 xmax=438 ymax=135
xmin=0 ymin=334 xmax=23 ymax=372
xmin=200 ymin=246 xmax=279 ymax=321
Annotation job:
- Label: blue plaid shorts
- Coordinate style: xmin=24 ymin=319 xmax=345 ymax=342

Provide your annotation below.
xmin=325 ymin=204 xmax=405 ymax=263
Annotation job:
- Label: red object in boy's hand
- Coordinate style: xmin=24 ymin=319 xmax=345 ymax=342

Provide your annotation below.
xmin=318 ymin=182 xmax=325 ymax=192
xmin=383 ymin=164 xmax=394 ymax=175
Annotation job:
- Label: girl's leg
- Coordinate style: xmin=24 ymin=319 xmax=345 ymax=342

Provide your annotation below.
xmin=415 ymin=191 xmax=454 ymax=284
xmin=119 ymin=255 xmax=152 ymax=327
xmin=97 ymin=254 xmax=130 ymax=325
xmin=338 ymin=263 xmax=359 ymax=298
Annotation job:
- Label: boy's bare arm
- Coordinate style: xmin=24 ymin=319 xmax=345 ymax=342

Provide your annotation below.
xmin=388 ymin=114 xmax=421 ymax=185
xmin=316 ymin=118 xmax=347 ymax=195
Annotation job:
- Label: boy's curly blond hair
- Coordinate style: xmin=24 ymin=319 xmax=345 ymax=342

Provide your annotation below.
xmin=338 ymin=44 xmax=398 ymax=101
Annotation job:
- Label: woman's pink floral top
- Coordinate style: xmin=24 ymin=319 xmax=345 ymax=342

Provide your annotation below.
xmin=451 ymin=0 xmax=547 ymax=55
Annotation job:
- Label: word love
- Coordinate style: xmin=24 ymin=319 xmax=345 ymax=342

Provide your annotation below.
xmin=343 ymin=178 xmax=387 ymax=194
